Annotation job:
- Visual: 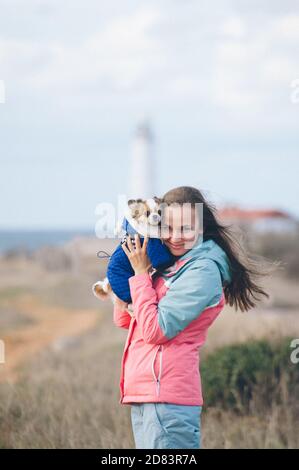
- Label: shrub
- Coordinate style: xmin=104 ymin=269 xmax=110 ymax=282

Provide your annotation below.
xmin=201 ymin=337 xmax=299 ymax=414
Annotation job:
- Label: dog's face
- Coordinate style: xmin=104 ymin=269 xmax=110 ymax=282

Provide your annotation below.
xmin=127 ymin=197 xmax=162 ymax=227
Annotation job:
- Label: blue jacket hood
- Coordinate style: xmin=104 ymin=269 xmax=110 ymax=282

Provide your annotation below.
xmin=177 ymin=237 xmax=232 ymax=285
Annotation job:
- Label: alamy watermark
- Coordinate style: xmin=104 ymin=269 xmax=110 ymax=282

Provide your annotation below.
xmin=290 ymin=338 xmax=299 ymax=364
xmin=94 ymin=194 xmax=204 ymax=249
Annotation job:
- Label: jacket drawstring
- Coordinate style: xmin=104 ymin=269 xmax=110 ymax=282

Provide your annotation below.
xmin=151 ymin=345 xmax=163 ymax=396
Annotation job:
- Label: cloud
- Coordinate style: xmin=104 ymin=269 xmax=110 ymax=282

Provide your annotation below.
xmin=207 ymin=12 xmax=299 ymax=131
xmin=0 ymin=5 xmax=162 ymax=94
xmin=273 ymin=14 xmax=299 ymax=41
xmin=0 ymin=80 xmax=5 ymax=103
xmin=1 ymin=0 xmax=299 ymax=227
xmin=222 ymin=16 xmax=246 ymax=38
xmin=0 ymin=1 xmax=298 ymax=133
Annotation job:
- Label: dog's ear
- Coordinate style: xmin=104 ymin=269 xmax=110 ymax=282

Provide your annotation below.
xmin=153 ymin=196 xmax=163 ymax=212
xmin=128 ymin=199 xmax=136 ymax=206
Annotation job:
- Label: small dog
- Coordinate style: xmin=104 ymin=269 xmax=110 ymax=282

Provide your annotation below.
xmin=92 ymin=196 xmax=162 ymax=304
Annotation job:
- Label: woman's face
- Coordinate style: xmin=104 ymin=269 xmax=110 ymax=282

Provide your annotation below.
xmin=160 ymin=205 xmax=202 ymax=256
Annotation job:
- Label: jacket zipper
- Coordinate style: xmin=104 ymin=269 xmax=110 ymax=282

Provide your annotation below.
xmin=119 ymin=318 xmax=136 ymax=402
xmin=151 ymin=344 xmax=163 ymax=396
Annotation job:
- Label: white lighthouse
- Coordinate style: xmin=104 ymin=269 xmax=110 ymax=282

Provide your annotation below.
xmin=127 ymin=119 xmax=155 ymax=200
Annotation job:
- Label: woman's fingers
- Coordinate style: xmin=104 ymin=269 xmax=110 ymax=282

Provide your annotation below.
xmin=126 ymin=236 xmax=134 ymax=252
xmin=142 ymin=235 xmax=149 ymax=252
xmin=134 ymin=233 xmax=141 ymax=250
xmin=122 ymin=233 xmax=147 ymax=256
xmin=121 ymin=240 xmax=131 ymax=257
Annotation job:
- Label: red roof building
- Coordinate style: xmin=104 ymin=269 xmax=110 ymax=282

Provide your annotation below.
xmin=217 ymin=206 xmax=298 ymax=234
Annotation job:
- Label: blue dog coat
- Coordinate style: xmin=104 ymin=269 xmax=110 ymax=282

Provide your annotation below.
xmin=106 ymin=217 xmax=176 ymax=303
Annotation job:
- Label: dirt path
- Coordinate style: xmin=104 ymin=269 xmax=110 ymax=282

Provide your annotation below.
xmin=0 ymin=294 xmax=100 ymax=383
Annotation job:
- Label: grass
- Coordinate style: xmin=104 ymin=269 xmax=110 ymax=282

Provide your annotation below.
xmin=0 ymin=287 xmax=29 ymax=302
xmin=0 ymin=254 xmax=298 ymax=449
xmin=0 ymin=308 xmax=35 ymax=334
xmin=0 ymin=320 xmax=133 ymax=449
xmin=0 ymin=310 xmax=298 ymax=448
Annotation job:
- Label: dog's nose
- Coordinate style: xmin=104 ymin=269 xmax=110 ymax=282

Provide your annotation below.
xmin=148 ymin=213 xmax=161 ymax=225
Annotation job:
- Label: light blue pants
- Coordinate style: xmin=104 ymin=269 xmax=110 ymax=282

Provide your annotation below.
xmin=130 ymin=402 xmax=202 ymax=449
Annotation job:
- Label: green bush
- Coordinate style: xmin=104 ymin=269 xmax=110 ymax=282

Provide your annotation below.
xmin=201 ymin=337 xmax=299 ymax=414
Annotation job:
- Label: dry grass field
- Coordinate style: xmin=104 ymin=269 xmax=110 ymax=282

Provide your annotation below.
xmin=0 ymin=254 xmax=298 ymax=448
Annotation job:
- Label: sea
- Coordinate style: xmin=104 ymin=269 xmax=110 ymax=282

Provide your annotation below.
xmin=0 ymin=229 xmax=94 ymax=254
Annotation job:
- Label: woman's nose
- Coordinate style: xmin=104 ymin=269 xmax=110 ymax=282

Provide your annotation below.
xmin=170 ymin=231 xmax=183 ymax=241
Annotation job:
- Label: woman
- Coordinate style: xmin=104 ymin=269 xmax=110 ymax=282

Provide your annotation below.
xmin=113 ymin=186 xmax=270 ymax=449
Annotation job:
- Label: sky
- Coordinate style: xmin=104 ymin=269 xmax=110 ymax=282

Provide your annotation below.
xmin=0 ymin=0 xmax=298 ymax=230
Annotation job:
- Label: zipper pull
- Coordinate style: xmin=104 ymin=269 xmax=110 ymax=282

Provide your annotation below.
xmin=156 ymin=378 xmax=160 ymax=396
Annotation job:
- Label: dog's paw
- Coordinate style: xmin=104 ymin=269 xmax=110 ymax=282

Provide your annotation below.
xmin=92 ymin=281 xmax=109 ymax=301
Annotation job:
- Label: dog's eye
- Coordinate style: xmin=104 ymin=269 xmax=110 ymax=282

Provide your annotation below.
xmin=157 ymin=210 xmax=161 ymax=215
xmin=146 ymin=210 xmax=150 ymax=217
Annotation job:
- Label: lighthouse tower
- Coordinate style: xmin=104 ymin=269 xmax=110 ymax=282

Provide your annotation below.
xmin=127 ymin=119 xmax=155 ymax=200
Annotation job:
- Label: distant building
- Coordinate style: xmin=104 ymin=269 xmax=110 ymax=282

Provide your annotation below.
xmin=217 ymin=206 xmax=298 ymax=234
xmin=127 ymin=119 xmax=155 ymax=200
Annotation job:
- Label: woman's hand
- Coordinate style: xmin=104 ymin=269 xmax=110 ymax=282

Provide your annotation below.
xmin=113 ymin=294 xmax=129 ymax=311
xmin=121 ymin=233 xmax=152 ymax=276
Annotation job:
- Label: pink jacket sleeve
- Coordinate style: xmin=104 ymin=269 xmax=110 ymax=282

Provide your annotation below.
xmin=128 ymin=272 xmax=170 ymax=344
xmin=113 ymin=304 xmax=132 ymax=329
xmin=128 ymin=260 xmax=224 ymax=345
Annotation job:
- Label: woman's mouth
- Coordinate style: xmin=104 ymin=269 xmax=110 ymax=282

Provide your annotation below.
xmin=167 ymin=242 xmax=184 ymax=249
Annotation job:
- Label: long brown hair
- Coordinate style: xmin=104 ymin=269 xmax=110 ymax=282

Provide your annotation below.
xmin=161 ymin=186 xmax=278 ymax=312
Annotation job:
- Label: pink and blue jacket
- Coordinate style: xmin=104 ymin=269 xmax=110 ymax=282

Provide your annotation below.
xmin=113 ymin=238 xmax=232 ymax=406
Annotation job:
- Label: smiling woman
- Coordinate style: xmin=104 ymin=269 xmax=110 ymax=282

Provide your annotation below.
xmin=114 ymin=185 xmax=274 ymax=449
xmin=159 ymin=202 xmax=203 ymax=255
